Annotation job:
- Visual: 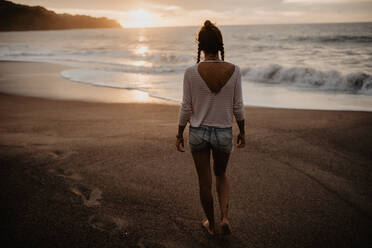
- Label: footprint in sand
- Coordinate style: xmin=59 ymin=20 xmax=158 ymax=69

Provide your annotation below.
xmin=28 ymin=143 xmax=77 ymax=159
xmin=70 ymin=184 xmax=102 ymax=207
xmin=48 ymin=149 xmax=77 ymax=160
xmin=48 ymin=167 xmax=82 ymax=181
xmin=88 ymin=215 xmax=128 ymax=232
xmin=55 ymin=168 xmax=82 ymax=180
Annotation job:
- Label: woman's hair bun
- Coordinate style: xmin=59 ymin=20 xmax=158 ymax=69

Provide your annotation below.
xmin=204 ymin=20 xmax=213 ymax=28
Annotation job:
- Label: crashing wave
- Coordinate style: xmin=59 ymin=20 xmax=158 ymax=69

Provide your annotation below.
xmin=241 ymin=64 xmax=372 ymax=95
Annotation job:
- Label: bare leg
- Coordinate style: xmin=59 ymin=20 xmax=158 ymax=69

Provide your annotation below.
xmin=216 ymin=175 xmax=230 ymax=220
xmin=212 ymin=149 xmax=232 ymax=234
xmin=191 ymin=147 xmax=215 ymax=234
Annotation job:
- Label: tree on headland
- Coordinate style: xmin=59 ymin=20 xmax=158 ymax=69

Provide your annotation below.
xmin=0 ymin=0 xmax=122 ymax=31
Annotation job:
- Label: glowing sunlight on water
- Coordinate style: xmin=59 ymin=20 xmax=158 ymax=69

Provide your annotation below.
xmin=135 ymin=45 xmax=148 ymax=55
xmin=133 ymin=60 xmax=149 ymax=66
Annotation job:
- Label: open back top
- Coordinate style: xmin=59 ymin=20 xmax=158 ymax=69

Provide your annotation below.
xmin=197 ymin=61 xmax=236 ymax=93
xmin=178 ymin=61 xmax=245 ymax=128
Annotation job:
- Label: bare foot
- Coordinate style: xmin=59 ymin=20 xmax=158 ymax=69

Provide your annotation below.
xmin=202 ymin=219 xmax=215 ymax=235
xmin=220 ymin=219 xmax=232 ymax=235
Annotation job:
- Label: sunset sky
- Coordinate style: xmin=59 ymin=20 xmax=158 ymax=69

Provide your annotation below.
xmin=13 ymin=0 xmax=372 ymax=27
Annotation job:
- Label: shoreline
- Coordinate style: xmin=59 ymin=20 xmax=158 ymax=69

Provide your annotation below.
xmin=1 ymin=60 xmax=371 ymax=112
xmin=1 ymin=60 xmax=372 ymax=247
xmin=0 ymin=60 xmax=174 ymax=105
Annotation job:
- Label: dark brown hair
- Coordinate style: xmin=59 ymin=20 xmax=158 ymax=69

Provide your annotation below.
xmin=196 ymin=20 xmax=224 ymax=63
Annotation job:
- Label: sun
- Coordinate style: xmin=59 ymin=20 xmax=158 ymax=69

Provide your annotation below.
xmin=120 ymin=9 xmax=156 ymax=28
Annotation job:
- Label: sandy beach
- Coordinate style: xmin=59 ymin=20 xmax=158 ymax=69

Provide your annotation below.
xmin=1 ymin=61 xmax=371 ymax=247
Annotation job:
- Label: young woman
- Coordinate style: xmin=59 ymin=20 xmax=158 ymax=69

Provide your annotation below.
xmin=176 ymin=20 xmax=246 ymax=235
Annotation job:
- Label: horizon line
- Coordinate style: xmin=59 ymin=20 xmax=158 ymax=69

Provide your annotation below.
xmin=120 ymin=21 xmax=372 ymax=29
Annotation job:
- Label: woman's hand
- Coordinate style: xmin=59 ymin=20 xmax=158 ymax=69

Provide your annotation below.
xmin=176 ymin=135 xmax=185 ymax=152
xmin=176 ymin=125 xmax=186 ymax=152
xmin=237 ymin=133 xmax=245 ymax=148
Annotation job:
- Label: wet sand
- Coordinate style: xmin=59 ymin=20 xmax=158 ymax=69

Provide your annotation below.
xmin=0 ymin=61 xmax=170 ymax=104
xmin=1 ymin=61 xmax=372 ymax=247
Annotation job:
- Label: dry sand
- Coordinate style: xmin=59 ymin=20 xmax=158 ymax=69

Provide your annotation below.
xmin=1 ymin=61 xmax=371 ymax=247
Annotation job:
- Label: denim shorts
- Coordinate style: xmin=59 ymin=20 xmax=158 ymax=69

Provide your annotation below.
xmin=189 ymin=125 xmax=233 ymax=154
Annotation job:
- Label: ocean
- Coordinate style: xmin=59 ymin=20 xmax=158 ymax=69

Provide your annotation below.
xmin=1 ymin=23 xmax=372 ymax=111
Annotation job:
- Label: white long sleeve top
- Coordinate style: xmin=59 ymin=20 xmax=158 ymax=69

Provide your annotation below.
xmin=178 ymin=62 xmax=245 ymax=128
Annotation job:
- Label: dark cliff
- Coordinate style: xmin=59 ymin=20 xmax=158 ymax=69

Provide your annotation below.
xmin=0 ymin=0 xmax=122 ymax=31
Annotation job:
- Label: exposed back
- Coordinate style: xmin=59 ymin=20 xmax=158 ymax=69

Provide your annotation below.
xmin=197 ymin=62 xmax=236 ymax=93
